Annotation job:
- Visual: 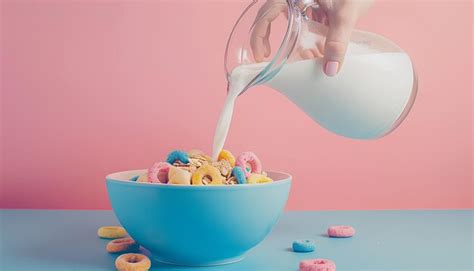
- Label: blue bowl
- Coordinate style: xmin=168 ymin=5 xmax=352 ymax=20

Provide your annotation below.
xmin=106 ymin=169 xmax=291 ymax=266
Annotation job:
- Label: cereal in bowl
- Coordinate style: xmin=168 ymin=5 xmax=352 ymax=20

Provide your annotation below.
xmin=133 ymin=149 xmax=273 ymax=185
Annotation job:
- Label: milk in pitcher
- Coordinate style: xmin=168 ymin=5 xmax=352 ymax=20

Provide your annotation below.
xmin=212 ymin=47 xmax=415 ymax=159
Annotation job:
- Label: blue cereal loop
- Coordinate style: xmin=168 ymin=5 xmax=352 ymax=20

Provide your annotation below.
xmin=292 ymin=239 xmax=316 ymax=253
xmin=166 ymin=150 xmax=190 ymax=164
xmin=232 ymin=167 xmax=247 ymax=184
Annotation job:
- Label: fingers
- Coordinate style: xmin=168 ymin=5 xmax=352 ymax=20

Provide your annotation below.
xmin=263 ymin=24 xmax=271 ymax=58
xmin=298 ymin=47 xmax=324 ymax=60
xmin=250 ymin=2 xmax=285 ymax=62
xmin=315 ymin=41 xmax=325 ymax=58
xmin=311 ymin=7 xmax=329 ymax=26
xmin=250 ymin=18 xmax=270 ymax=63
xmin=323 ymin=13 xmax=356 ymax=76
xmin=299 ymin=49 xmax=315 ymax=60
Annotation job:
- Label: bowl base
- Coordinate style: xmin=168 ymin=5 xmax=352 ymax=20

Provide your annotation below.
xmin=152 ymin=254 xmax=245 ymax=267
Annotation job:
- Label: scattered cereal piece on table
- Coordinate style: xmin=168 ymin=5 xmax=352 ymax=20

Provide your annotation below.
xmin=292 ymin=239 xmax=316 ymax=252
xmin=166 ymin=150 xmax=190 ymax=164
xmin=115 ymin=253 xmax=151 ymax=271
xmin=235 ymin=152 xmax=263 ymax=177
xmin=247 ymin=173 xmax=273 ymax=184
xmin=168 ymin=166 xmax=192 ymax=185
xmin=327 ymin=225 xmax=355 ymax=238
xmin=97 ymin=226 xmax=127 ymax=239
xmin=299 ymin=259 xmax=336 ymax=271
xmin=106 ymin=237 xmax=139 ymax=253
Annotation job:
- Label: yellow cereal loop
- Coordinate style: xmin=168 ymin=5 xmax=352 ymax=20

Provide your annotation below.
xmin=217 ymin=149 xmax=236 ymax=167
xmin=115 ymin=253 xmax=151 ymax=271
xmin=97 ymin=226 xmax=127 ymax=239
xmin=106 ymin=237 xmax=139 ymax=253
xmin=192 ymin=164 xmax=224 ymax=185
xmin=247 ymin=173 xmax=273 ymax=184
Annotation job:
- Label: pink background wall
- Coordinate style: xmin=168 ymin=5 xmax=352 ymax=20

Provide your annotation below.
xmin=1 ymin=1 xmax=472 ymax=210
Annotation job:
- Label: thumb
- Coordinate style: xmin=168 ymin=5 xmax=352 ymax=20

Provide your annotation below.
xmin=323 ymin=15 xmax=355 ymax=76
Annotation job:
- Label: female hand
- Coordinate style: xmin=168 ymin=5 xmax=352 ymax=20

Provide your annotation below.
xmin=251 ymin=0 xmax=373 ymax=76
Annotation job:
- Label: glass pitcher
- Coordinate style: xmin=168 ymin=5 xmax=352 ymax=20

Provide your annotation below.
xmin=224 ymin=0 xmax=418 ymax=139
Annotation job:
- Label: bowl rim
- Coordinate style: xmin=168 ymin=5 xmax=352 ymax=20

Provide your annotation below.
xmin=106 ymin=169 xmax=292 ymax=190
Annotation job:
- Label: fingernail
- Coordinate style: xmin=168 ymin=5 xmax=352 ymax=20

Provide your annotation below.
xmin=325 ymin=61 xmax=339 ymax=77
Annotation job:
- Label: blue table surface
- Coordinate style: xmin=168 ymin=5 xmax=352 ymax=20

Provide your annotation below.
xmin=1 ymin=209 xmax=472 ymax=271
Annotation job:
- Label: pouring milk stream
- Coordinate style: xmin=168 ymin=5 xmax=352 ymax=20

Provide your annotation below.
xmin=212 ymin=0 xmax=417 ymax=160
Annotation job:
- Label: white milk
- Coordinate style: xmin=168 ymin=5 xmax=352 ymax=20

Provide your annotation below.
xmin=211 ymin=64 xmax=264 ymax=161
xmin=268 ymin=52 xmax=414 ymax=139
xmin=211 ymin=50 xmax=414 ymax=159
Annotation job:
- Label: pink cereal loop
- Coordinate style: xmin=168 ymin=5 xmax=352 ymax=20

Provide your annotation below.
xmin=147 ymin=162 xmax=171 ymax=183
xmin=235 ymin=152 xmax=262 ymax=177
xmin=299 ymin=259 xmax=336 ymax=271
xmin=327 ymin=225 xmax=356 ymax=238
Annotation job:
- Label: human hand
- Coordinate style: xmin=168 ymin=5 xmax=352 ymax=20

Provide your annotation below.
xmin=250 ymin=0 xmax=373 ymax=76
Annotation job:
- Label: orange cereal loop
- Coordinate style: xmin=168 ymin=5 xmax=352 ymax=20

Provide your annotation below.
xmin=218 ymin=149 xmax=236 ymax=167
xmin=97 ymin=226 xmax=127 ymax=239
xmin=106 ymin=237 xmax=139 ymax=253
xmin=115 ymin=253 xmax=151 ymax=271
xmin=192 ymin=164 xmax=224 ymax=185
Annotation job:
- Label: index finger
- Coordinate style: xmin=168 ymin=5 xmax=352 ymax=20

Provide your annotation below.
xmin=250 ymin=1 xmax=286 ymax=62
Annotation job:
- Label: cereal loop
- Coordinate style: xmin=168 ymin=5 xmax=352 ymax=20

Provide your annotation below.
xmin=299 ymin=259 xmax=336 ymax=271
xmin=168 ymin=166 xmax=192 ymax=185
xmin=166 ymin=150 xmax=190 ymax=164
xmin=247 ymin=173 xmax=273 ymax=184
xmin=97 ymin=226 xmax=127 ymax=239
xmin=115 ymin=253 xmax=151 ymax=271
xmin=218 ymin=149 xmax=236 ymax=167
xmin=327 ymin=225 xmax=355 ymax=238
xmin=106 ymin=237 xmax=139 ymax=253
xmin=148 ymin=162 xmax=171 ymax=183
xmin=192 ymin=164 xmax=224 ymax=185
xmin=292 ymin=239 xmax=316 ymax=253
xmin=235 ymin=152 xmax=262 ymax=177
xmin=231 ymin=167 xmax=247 ymax=184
